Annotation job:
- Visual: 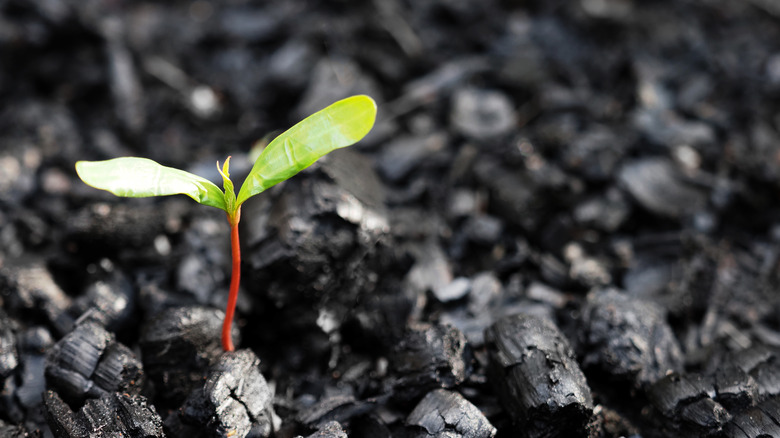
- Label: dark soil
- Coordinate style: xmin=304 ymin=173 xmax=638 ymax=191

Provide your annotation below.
xmin=2 ymin=0 xmax=780 ymax=437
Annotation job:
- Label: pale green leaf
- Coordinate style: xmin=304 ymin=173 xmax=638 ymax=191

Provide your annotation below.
xmin=236 ymin=94 xmax=377 ymax=206
xmin=75 ymin=157 xmax=227 ymax=211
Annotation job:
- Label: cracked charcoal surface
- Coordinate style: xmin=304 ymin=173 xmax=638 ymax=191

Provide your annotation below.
xmin=485 ymin=314 xmax=593 ymax=437
xmin=139 ymin=306 xmax=227 ymax=407
xmin=176 ymin=349 xmax=276 ymax=438
xmin=45 ymin=320 xmax=143 ymax=407
xmin=577 ymin=288 xmax=683 ymax=389
xmin=390 ymin=322 xmax=472 ymax=401
xmin=298 ymin=421 xmax=348 ymax=438
xmin=44 ymin=390 xmax=163 ymax=438
xmin=404 ymin=389 xmax=496 ymax=438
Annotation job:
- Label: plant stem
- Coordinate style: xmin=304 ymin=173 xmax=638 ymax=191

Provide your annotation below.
xmin=222 ymin=208 xmax=242 ymax=352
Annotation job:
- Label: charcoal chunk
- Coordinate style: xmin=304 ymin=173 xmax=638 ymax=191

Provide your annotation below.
xmin=44 ymin=390 xmax=163 ymax=438
xmin=299 ymin=421 xmax=348 ymax=438
xmin=617 ymin=158 xmax=707 ymax=219
xmin=0 ymin=419 xmax=40 ymax=438
xmin=297 ymin=395 xmax=376 ymax=430
xmin=45 ymin=320 xmax=142 ymax=406
xmin=391 ymin=323 xmax=472 ymax=400
xmin=450 ymin=88 xmax=517 ymax=140
xmin=139 ymin=306 xmax=227 ymax=407
xmin=178 ymin=349 xmax=276 ymax=438
xmin=67 ymin=269 xmax=135 ymax=333
xmin=722 ymin=397 xmax=780 ymax=438
xmin=578 ymin=288 xmax=683 ymax=388
xmin=0 ymin=259 xmax=72 ymax=335
xmin=405 ymin=389 xmax=496 ymax=438
xmin=649 ymin=373 xmax=730 ymax=435
xmin=714 ymin=367 xmax=759 ymax=412
xmin=485 ymin=314 xmax=593 ymax=436
xmin=0 ymin=309 xmax=19 ymax=378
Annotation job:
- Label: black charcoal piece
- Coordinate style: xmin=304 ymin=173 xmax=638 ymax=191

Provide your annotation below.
xmin=578 ymin=288 xmax=683 ymax=388
xmin=649 ymin=373 xmax=715 ymax=418
xmin=44 ymin=390 xmax=163 ymax=438
xmin=179 ymin=349 xmax=276 ymax=438
xmin=67 ymin=269 xmax=135 ymax=333
xmin=16 ymin=327 xmax=53 ymax=412
xmin=139 ymin=306 xmax=227 ymax=406
xmin=405 ymin=389 xmax=496 ymax=438
xmin=300 ymin=421 xmax=348 ymax=438
xmin=45 ymin=320 xmax=142 ymax=406
xmin=65 ymin=203 xmax=167 ymax=251
xmin=485 ymin=314 xmax=593 ymax=436
xmin=297 ymin=395 xmax=377 ymax=430
xmin=377 ymin=133 xmax=448 ymax=183
xmin=0 ymin=259 xmax=72 ymax=335
xmin=391 ymin=322 xmax=472 ymax=400
xmin=714 ymin=367 xmax=758 ymax=412
xmin=722 ymin=397 xmax=780 ymax=438
xmin=617 ymin=158 xmax=707 ymax=219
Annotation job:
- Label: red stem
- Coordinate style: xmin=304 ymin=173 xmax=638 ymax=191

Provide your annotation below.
xmin=222 ymin=208 xmax=241 ymax=352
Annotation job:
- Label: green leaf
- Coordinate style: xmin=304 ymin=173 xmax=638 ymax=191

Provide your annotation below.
xmin=236 ymin=94 xmax=377 ymax=206
xmin=75 ymin=157 xmax=228 ymax=211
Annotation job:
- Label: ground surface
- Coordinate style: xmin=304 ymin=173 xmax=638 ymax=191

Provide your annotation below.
xmin=2 ymin=0 xmax=780 ymax=437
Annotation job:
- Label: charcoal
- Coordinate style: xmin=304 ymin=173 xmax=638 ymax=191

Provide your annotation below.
xmin=376 ymin=133 xmax=448 ymax=183
xmin=65 ymin=203 xmax=168 ymax=252
xmin=175 ymin=215 xmax=230 ymax=306
xmin=714 ymin=367 xmax=759 ymax=412
xmin=462 ymin=214 xmax=503 ymax=246
xmin=16 ymin=327 xmax=53 ymax=412
xmin=44 ymin=390 xmax=163 ymax=438
xmin=67 ymin=267 xmax=135 ymax=333
xmin=721 ymin=397 xmax=780 ymax=438
xmin=0 ymin=259 xmax=72 ymax=335
xmin=467 ymin=272 xmax=502 ymax=315
xmin=391 ymin=322 xmax=472 ymax=400
xmin=101 ymin=17 xmax=145 ymax=134
xmin=139 ymin=306 xmax=227 ymax=406
xmin=726 ymin=345 xmax=780 ymax=401
xmin=617 ymin=158 xmax=707 ymax=219
xmin=450 ymin=88 xmax=516 ymax=140
xmin=299 ymin=421 xmax=348 ymax=438
xmin=572 ymin=188 xmax=630 ymax=232
xmin=45 ymin=320 xmax=143 ymax=406
xmin=405 ymin=241 xmax=453 ymax=303
xmin=648 ymin=373 xmax=731 ymax=435
xmin=297 ymin=395 xmax=377 ymax=429
xmin=177 ymin=349 xmax=276 ymax=438
xmin=0 ymin=309 xmax=18 ymax=378
xmin=242 ymin=149 xmax=388 ymax=356
xmin=404 ymin=389 xmax=496 ymax=438
xmin=560 ymin=126 xmax=626 ymax=182
xmin=0 ymin=419 xmax=40 ymax=438
xmin=295 ymin=58 xmax=383 ymax=121
xmin=433 ymin=277 xmax=471 ymax=303
xmin=484 ymin=314 xmax=593 ymax=436
xmin=578 ymin=288 xmax=683 ymax=388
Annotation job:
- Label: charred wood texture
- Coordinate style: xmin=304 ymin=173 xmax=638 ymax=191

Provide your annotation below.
xmin=0 ymin=259 xmax=72 ymax=335
xmin=175 ymin=349 xmax=277 ymax=438
xmin=45 ymin=320 xmax=142 ymax=407
xmin=44 ymin=390 xmax=163 ymax=438
xmin=298 ymin=421 xmax=348 ymax=438
xmin=577 ymin=288 xmax=683 ymax=388
xmin=391 ymin=322 xmax=472 ymax=400
xmin=648 ymin=372 xmax=731 ymax=435
xmin=404 ymin=389 xmax=496 ymax=438
xmin=721 ymin=397 xmax=780 ymax=438
xmin=485 ymin=314 xmax=593 ymax=437
xmin=139 ymin=306 xmax=226 ymax=407
xmin=0 ymin=419 xmax=40 ymax=438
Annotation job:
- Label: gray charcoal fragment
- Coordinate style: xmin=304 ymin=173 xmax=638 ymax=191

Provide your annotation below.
xmin=405 ymin=389 xmax=496 ymax=438
xmin=66 ymin=203 xmax=168 ymax=251
xmin=433 ymin=277 xmax=471 ymax=303
xmin=297 ymin=395 xmax=376 ymax=429
xmin=44 ymin=390 xmax=163 ymax=438
xmin=0 ymin=309 xmax=19 ymax=378
xmin=16 ymin=327 xmax=53 ymax=411
xmin=377 ymin=133 xmax=447 ymax=183
xmin=722 ymin=397 xmax=780 ymax=438
xmin=472 ymin=158 xmax=546 ymax=231
xmin=649 ymin=373 xmax=730 ymax=434
xmin=45 ymin=320 xmax=143 ymax=406
xmin=140 ymin=306 xmax=227 ymax=406
xmin=0 ymin=259 xmax=72 ymax=335
xmin=299 ymin=421 xmax=348 ymax=438
xmin=179 ymin=349 xmax=276 ymax=438
xmin=617 ymin=158 xmax=707 ymax=218
xmin=485 ymin=314 xmax=593 ymax=436
xmin=678 ymin=397 xmax=730 ymax=431
xmin=101 ymin=17 xmax=146 ymax=134
xmin=450 ymin=88 xmax=516 ymax=140
xmin=295 ymin=58 xmax=383 ymax=121
xmin=68 ymin=269 xmax=135 ymax=332
xmin=578 ymin=288 xmax=683 ymax=388
xmin=649 ymin=373 xmax=715 ymax=417
xmin=391 ymin=323 xmax=472 ymax=400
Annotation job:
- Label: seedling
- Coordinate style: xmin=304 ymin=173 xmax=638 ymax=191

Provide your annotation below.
xmin=76 ymin=95 xmax=377 ymax=351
